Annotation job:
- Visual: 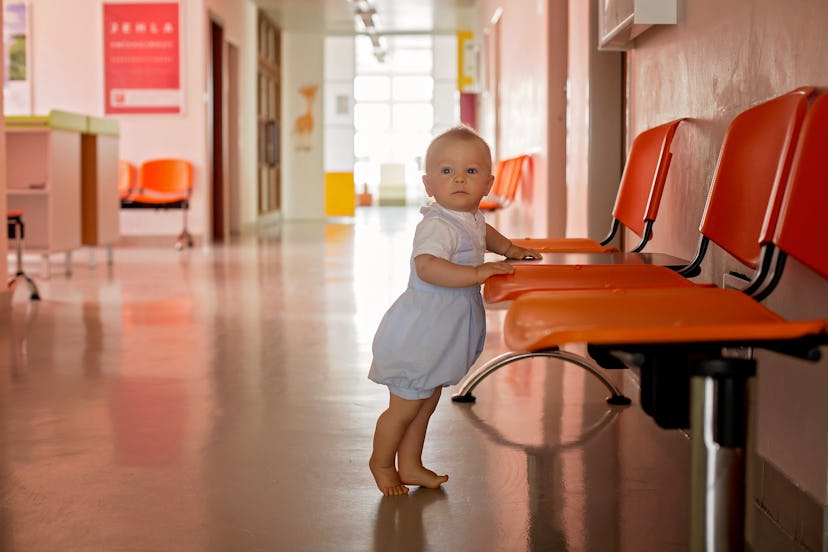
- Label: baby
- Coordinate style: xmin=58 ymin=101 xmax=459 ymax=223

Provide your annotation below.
xmin=368 ymin=126 xmax=541 ymax=495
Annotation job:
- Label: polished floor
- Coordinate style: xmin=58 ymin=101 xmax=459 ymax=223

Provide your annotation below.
xmin=0 ymin=206 xmax=703 ymax=551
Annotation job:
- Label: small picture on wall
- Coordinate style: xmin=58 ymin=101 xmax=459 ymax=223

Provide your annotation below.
xmin=3 ymin=0 xmax=32 ymax=115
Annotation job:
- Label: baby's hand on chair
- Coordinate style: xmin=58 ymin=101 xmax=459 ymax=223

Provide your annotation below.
xmin=504 ymin=244 xmax=542 ymax=260
xmin=476 ymin=261 xmax=515 ymax=283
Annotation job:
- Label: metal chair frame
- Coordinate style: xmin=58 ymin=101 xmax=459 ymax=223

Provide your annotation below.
xmin=6 ymin=212 xmax=41 ymax=301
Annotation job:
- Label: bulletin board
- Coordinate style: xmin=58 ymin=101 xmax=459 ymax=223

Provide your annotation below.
xmin=102 ymin=1 xmax=183 ymax=114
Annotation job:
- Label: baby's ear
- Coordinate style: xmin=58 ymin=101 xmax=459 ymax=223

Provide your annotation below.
xmin=485 ymin=174 xmax=495 ymax=194
xmin=422 ymin=174 xmax=434 ymax=197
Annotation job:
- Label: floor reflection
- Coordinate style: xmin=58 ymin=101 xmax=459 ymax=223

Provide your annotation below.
xmin=372 ymin=487 xmax=448 ymax=552
xmin=456 ymin=358 xmax=626 ymax=551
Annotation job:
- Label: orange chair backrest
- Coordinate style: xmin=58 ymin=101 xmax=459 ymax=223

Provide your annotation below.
xmin=118 ymin=160 xmax=137 ymax=199
xmin=496 ymin=157 xmax=518 ymax=197
xmin=612 ymin=118 xmax=684 ymax=238
xmin=139 ymin=158 xmax=194 ymax=197
xmin=500 ymin=155 xmax=530 ymax=202
xmin=698 ymin=86 xmax=813 ymax=269
xmin=490 ymin=159 xmax=510 ymax=196
xmin=774 ymin=92 xmax=828 ymax=280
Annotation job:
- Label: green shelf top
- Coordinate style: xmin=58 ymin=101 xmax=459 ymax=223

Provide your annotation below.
xmin=6 ymin=111 xmax=118 ymax=136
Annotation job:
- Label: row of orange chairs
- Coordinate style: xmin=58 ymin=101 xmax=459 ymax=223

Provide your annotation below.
xmin=119 ymin=158 xmax=195 ymax=250
xmin=454 ymin=86 xmax=828 ymax=546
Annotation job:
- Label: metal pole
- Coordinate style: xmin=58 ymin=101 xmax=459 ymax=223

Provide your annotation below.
xmin=689 ymin=358 xmax=755 ymax=551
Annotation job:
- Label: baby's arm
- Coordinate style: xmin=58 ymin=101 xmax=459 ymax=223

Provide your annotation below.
xmin=415 ymin=254 xmax=514 ymax=287
xmin=485 ymin=224 xmax=542 ymax=260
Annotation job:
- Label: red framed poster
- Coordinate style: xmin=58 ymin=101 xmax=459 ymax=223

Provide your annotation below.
xmin=103 ymin=2 xmax=182 ymax=114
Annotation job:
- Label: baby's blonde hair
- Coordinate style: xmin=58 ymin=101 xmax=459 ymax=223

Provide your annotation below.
xmin=424 ymin=125 xmax=493 ymax=175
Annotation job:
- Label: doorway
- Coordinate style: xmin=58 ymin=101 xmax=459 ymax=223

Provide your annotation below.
xmin=208 ymin=17 xmax=225 ymax=243
xmin=227 ymin=43 xmax=240 ymax=236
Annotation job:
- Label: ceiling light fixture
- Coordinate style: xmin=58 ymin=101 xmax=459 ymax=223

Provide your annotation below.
xmin=349 ymin=0 xmax=386 ymax=63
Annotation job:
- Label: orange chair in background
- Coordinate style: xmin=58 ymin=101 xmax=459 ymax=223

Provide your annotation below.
xmin=127 ymin=159 xmax=195 ymax=250
xmin=118 ymin=160 xmax=137 ymax=204
xmin=479 ymin=154 xmax=529 ymax=212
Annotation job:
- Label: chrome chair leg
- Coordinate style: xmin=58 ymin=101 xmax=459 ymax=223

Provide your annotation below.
xmin=175 ymin=201 xmax=194 ymax=250
xmin=689 ymin=358 xmax=754 ymax=551
xmin=6 ymin=214 xmax=41 ymax=301
xmin=452 ymin=349 xmax=631 ymax=405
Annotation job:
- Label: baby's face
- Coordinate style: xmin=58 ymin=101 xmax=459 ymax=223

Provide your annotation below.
xmin=422 ymin=137 xmax=494 ymax=213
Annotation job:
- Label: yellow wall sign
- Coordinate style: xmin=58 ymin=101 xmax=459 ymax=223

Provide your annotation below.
xmin=457 ymin=31 xmax=477 ymax=92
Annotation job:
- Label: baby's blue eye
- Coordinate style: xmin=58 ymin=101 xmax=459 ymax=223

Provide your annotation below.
xmin=466 ymin=168 xmax=478 ymax=175
xmin=440 ymin=167 xmax=452 ymax=175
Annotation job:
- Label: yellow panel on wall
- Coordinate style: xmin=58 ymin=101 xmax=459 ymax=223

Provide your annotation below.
xmin=457 ymin=30 xmax=477 ymax=92
xmin=325 ymin=172 xmax=355 ymax=216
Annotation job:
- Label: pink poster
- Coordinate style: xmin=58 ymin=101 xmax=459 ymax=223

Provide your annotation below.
xmin=103 ymin=2 xmax=182 ymax=114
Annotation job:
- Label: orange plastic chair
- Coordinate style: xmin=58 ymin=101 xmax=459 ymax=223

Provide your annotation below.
xmin=495 ymin=91 xmax=828 ymax=547
xmin=118 ymin=160 xmax=137 ymax=203
xmin=478 ymin=158 xmax=510 ymax=211
xmin=512 ymin=118 xmax=684 ymax=254
xmin=481 ymin=88 xmax=812 ymax=304
xmin=478 ymin=155 xmax=529 ymax=212
xmin=6 ymin=210 xmax=40 ymax=301
xmin=128 ymin=159 xmax=195 ymax=250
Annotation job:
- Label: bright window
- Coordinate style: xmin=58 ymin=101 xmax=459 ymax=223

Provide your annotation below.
xmin=353 ymin=35 xmax=435 ymax=203
xmin=391 ymin=76 xmax=433 ymax=101
xmin=353 ymin=104 xmax=390 ymax=131
xmin=354 ymin=76 xmax=390 ymax=101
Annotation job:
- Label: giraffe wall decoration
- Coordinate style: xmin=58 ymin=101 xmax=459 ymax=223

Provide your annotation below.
xmin=293 ymin=84 xmax=319 ymax=151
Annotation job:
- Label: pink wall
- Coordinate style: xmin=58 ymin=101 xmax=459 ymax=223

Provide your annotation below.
xmin=628 ymin=0 xmax=828 ymax=505
xmin=476 ymin=0 xmax=556 ymax=239
xmin=475 ymin=0 xmax=619 ymax=245
xmin=0 ymin=6 xmax=5 ymax=291
xmin=565 ymin=1 xmax=622 ymax=244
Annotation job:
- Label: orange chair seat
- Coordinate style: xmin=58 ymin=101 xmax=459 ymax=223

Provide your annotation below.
xmin=479 ymin=199 xmax=502 ymax=211
xmin=511 ymin=237 xmax=617 ymax=253
xmin=6 ymin=209 xmax=23 ymax=219
xmin=504 ymin=287 xmax=826 ymax=352
xmin=483 ymin=263 xmax=705 ymax=303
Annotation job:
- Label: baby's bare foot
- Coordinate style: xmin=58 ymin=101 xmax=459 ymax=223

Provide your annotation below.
xmin=398 ymin=465 xmax=449 ymax=489
xmin=369 ymin=457 xmax=409 ymax=496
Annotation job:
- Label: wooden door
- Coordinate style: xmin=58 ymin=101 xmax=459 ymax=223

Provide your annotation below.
xmin=257 ymin=12 xmax=281 ymax=215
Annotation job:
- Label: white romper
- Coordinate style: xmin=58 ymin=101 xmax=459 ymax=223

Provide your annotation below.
xmin=369 ymin=203 xmax=488 ymax=400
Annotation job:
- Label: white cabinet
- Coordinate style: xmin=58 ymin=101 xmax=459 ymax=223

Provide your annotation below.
xmin=6 ymin=112 xmax=85 ymax=274
xmin=598 ymin=0 xmax=678 ymax=51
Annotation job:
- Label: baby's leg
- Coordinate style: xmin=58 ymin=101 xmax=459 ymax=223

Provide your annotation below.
xmin=370 ymin=392 xmax=424 ymax=495
xmin=397 ymin=387 xmax=449 ymax=489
